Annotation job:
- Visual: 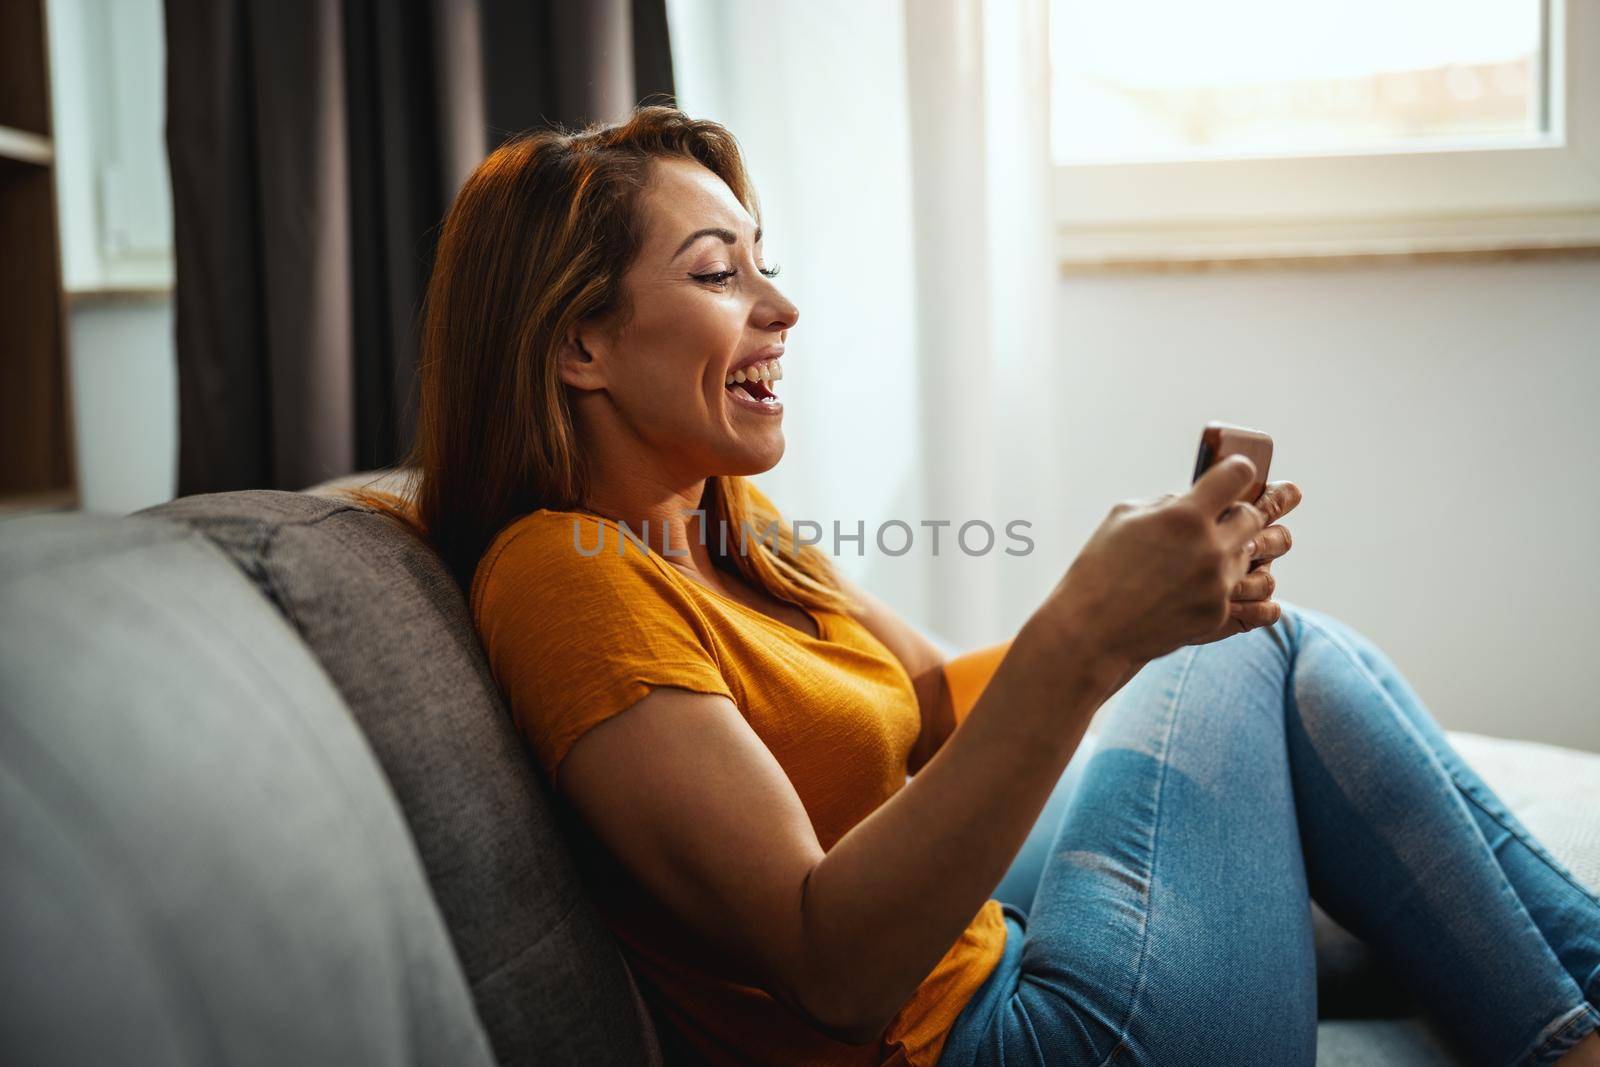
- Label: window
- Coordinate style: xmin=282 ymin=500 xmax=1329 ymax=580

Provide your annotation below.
xmin=1050 ymin=0 xmax=1600 ymax=267
xmin=48 ymin=0 xmax=174 ymax=292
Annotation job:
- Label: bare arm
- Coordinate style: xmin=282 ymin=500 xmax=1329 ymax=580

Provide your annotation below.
xmin=558 ymin=611 xmax=1125 ymax=1044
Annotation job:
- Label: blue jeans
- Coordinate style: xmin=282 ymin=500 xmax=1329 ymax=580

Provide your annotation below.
xmin=939 ymin=601 xmax=1600 ymax=1067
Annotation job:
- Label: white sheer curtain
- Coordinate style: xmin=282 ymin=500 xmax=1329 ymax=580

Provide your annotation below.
xmin=668 ymin=0 xmax=1059 ymax=648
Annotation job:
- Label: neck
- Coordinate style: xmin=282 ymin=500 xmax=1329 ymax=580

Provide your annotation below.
xmin=579 ymin=444 xmax=723 ymax=580
xmin=574 ymin=391 xmax=755 ymax=579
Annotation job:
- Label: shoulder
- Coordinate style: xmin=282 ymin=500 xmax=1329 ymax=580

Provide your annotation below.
xmin=468 ymin=510 xmax=735 ymax=787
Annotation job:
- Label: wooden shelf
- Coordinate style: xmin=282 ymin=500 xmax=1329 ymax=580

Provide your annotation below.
xmin=0 ymin=124 xmax=51 ymax=165
xmin=1 ymin=0 xmax=76 ymax=507
xmin=66 ymin=286 xmax=173 ymax=306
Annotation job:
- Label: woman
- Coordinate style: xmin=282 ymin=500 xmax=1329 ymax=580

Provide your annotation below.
xmin=367 ymin=107 xmax=1600 ymax=1066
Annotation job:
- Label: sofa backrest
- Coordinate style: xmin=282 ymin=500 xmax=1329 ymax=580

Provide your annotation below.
xmin=0 ymin=513 xmax=495 ymax=1066
xmin=140 ymin=490 xmax=662 ymax=1067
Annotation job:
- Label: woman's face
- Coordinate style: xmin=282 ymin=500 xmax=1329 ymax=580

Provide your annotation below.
xmin=563 ymin=157 xmax=799 ymax=486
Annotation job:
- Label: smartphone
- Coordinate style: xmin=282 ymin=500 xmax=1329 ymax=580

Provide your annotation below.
xmin=1192 ymin=422 xmax=1272 ymax=502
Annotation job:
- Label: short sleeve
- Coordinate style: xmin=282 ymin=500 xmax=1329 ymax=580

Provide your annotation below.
xmin=472 ymin=512 xmax=735 ymax=790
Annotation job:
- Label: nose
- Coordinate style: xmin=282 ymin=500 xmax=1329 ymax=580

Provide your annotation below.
xmin=756 ymin=279 xmax=799 ymax=334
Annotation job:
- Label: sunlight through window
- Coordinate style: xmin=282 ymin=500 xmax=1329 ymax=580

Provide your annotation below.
xmin=1051 ymin=0 xmax=1546 ymax=163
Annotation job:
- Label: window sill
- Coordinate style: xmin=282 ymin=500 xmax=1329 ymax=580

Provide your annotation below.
xmin=1057 ymin=210 xmax=1600 ymax=274
xmin=65 ymin=286 xmax=174 ymax=306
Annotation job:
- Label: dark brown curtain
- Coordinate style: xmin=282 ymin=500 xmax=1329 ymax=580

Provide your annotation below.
xmin=165 ymin=0 xmax=676 ymax=493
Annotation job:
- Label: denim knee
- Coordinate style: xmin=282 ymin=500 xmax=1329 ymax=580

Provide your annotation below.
xmin=1188 ymin=595 xmax=1305 ymax=670
xmin=1269 ymin=596 xmax=1310 ymax=646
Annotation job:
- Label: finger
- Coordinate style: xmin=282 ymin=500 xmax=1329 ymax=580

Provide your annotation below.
xmin=1253 ymin=481 xmax=1303 ymax=523
xmin=1188 ymin=454 xmax=1258 ymax=518
xmin=1224 ymin=535 xmax=1261 ymax=592
xmin=1218 ymin=498 xmax=1267 ymax=553
xmin=1228 ymin=598 xmax=1283 ymax=629
xmin=1229 ymin=568 xmax=1277 ymax=602
xmin=1252 ymin=523 xmax=1293 ymax=562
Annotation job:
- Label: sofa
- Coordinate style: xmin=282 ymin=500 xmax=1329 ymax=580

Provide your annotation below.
xmin=1 ymin=480 xmax=1595 ymax=1066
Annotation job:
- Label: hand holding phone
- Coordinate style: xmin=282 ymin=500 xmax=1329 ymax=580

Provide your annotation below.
xmin=1189 ymin=421 xmax=1303 ymax=620
xmin=1034 ymin=420 xmax=1305 ymax=671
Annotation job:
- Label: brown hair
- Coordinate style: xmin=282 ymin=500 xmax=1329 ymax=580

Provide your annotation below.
xmin=345 ymin=105 xmax=848 ymax=614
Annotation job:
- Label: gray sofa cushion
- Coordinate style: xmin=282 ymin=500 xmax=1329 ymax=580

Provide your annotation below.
xmin=0 ymin=513 xmax=493 ymax=1067
xmin=1450 ymin=731 xmax=1600 ymax=893
xmin=140 ymin=490 xmax=660 ymax=1067
xmin=1316 ymin=1018 xmax=1460 ymax=1066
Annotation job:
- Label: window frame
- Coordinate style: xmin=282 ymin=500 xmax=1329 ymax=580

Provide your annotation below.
xmin=1052 ymin=0 xmax=1600 ymax=269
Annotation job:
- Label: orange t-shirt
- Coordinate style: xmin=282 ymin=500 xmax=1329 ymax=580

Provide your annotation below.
xmin=470 ymin=504 xmax=1007 ymax=1067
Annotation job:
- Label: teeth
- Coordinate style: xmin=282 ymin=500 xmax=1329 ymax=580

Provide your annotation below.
xmin=725 ymin=360 xmax=783 ymax=388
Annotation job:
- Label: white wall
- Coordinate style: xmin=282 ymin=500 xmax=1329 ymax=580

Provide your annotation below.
xmin=1026 ymin=257 xmax=1600 ymax=752
xmin=66 ymin=299 xmax=177 ymax=514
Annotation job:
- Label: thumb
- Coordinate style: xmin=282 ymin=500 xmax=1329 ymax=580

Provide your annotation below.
xmin=1188 ymin=454 xmax=1257 ymax=518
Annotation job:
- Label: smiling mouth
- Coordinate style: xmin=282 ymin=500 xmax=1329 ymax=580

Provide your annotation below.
xmin=730 ymin=377 xmax=777 ymax=403
xmin=724 ymin=358 xmax=782 ymax=406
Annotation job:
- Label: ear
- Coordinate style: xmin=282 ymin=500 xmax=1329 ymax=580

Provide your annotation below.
xmin=556 ymin=321 xmax=610 ymax=392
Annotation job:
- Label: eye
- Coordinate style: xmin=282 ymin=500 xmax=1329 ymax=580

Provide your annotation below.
xmin=688 ymin=264 xmax=782 ymax=288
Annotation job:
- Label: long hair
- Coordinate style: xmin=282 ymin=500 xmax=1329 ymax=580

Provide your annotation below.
xmin=345 ymin=105 xmax=848 ymax=614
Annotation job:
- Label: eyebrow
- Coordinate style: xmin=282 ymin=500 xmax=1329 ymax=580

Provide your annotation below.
xmin=671 ymin=225 xmax=763 ymax=262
